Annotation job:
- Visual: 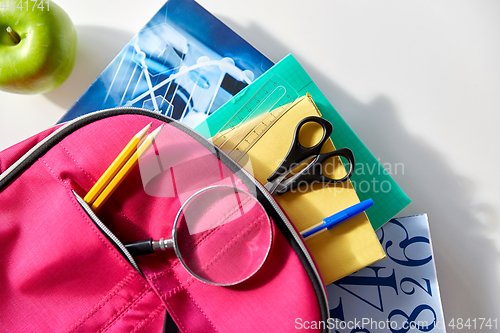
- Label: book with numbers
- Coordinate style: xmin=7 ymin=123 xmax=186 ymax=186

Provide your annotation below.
xmin=323 ymin=214 xmax=447 ymax=333
xmin=58 ymin=0 xmax=273 ymax=128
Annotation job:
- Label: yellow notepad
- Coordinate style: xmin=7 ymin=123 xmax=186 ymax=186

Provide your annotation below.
xmin=214 ymin=94 xmax=385 ymax=284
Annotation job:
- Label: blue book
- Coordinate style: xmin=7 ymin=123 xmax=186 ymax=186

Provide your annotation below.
xmin=321 ymin=214 xmax=447 ymax=333
xmin=58 ymin=0 xmax=273 ymax=127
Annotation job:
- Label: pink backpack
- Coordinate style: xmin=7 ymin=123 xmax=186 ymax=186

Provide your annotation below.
xmin=0 ymin=109 xmax=328 ymax=332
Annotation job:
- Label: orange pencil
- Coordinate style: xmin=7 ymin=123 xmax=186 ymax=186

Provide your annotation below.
xmin=91 ymin=124 xmax=164 ymax=212
xmin=84 ymin=123 xmax=152 ymax=205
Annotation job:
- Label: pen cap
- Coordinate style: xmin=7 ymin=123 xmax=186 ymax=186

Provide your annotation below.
xmin=355 ymin=198 xmax=374 ymax=212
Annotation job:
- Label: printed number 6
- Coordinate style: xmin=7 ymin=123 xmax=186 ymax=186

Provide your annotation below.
xmin=385 ymin=220 xmax=432 ymax=267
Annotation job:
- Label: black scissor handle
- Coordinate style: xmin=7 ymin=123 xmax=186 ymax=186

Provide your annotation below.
xmin=276 ymin=147 xmax=355 ymax=195
xmin=267 ymin=116 xmax=333 ymax=182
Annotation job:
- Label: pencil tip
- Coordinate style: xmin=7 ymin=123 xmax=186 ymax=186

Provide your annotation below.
xmin=137 ymin=122 xmax=153 ymax=139
xmin=151 ymin=124 xmax=164 ymax=138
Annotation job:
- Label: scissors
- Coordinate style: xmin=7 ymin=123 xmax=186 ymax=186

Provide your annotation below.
xmin=264 ymin=116 xmax=355 ymax=195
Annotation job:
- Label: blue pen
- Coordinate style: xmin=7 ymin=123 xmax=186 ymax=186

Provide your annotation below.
xmin=300 ymin=199 xmax=374 ymax=239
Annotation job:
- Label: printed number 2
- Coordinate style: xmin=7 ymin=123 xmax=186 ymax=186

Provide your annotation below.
xmin=400 ymin=277 xmax=432 ymax=296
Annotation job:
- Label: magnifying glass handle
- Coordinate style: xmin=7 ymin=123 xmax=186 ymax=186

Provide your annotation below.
xmin=125 ymin=238 xmax=174 ymax=256
xmin=125 ymin=239 xmax=154 ymax=256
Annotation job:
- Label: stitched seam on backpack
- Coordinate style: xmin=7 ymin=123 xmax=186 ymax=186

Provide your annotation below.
xmin=144 ymin=275 xmax=187 ymax=332
xmin=175 ymin=193 xmax=254 ymax=259
xmin=67 ymin=271 xmax=138 ymax=332
xmin=194 ymin=214 xmax=266 ymax=276
xmin=150 ymin=273 xmax=196 ymax=300
xmin=185 ymin=289 xmax=219 ymax=332
xmin=147 ymin=202 xmax=264 ymax=286
xmin=38 ymin=157 xmax=136 ymax=274
xmin=149 ymin=271 xmax=194 ymax=300
xmin=59 ymin=142 xmax=96 ymax=183
xmin=97 ymin=287 xmax=151 ymax=333
xmin=108 ymin=197 xmax=148 ymax=238
xmin=148 ymin=216 xmax=265 ymax=297
xmin=147 ymin=201 xmax=243 ymax=276
xmin=149 ymin=272 xmax=219 ymax=332
xmin=130 ymin=303 xmax=166 ymax=333
xmin=58 ymin=142 xmax=146 ymax=239
xmin=165 ymin=304 xmax=186 ymax=333
xmin=148 ymin=215 xmax=265 ymax=293
xmin=141 ymin=178 xmax=250 ymax=277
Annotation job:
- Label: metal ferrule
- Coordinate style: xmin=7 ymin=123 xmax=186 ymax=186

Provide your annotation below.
xmin=152 ymin=238 xmax=174 ymax=251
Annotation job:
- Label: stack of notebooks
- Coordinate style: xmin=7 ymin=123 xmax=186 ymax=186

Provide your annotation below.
xmin=59 ymin=0 xmax=445 ymax=331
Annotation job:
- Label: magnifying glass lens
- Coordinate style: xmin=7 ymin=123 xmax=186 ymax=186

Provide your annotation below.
xmin=174 ymin=186 xmax=272 ymax=286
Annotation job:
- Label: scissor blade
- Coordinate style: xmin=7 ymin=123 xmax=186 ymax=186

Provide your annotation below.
xmin=264 ymin=181 xmax=287 ymax=195
xmin=264 ymin=181 xmax=277 ymax=194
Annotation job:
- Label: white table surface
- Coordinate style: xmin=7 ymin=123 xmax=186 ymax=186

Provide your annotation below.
xmin=1 ymin=0 xmax=499 ymax=327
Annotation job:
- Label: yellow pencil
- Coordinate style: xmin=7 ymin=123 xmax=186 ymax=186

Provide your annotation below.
xmin=91 ymin=124 xmax=164 ymax=212
xmin=84 ymin=123 xmax=152 ymax=205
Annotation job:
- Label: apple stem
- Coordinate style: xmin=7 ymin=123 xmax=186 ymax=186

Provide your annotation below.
xmin=6 ymin=26 xmax=21 ymax=45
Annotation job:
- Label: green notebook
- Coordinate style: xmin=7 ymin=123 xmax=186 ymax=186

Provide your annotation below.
xmin=195 ymin=54 xmax=410 ymax=230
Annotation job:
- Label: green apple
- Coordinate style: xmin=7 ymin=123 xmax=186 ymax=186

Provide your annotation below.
xmin=0 ymin=2 xmax=77 ymax=94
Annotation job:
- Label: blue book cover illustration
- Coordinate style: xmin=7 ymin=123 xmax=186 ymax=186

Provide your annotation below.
xmin=58 ymin=0 xmax=273 ymax=128
xmin=322 ymin=214 xmax=447 ymax=333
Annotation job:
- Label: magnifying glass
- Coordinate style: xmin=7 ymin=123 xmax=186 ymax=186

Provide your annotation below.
xmin=124 ymin=185 xmax=273 ymax=286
